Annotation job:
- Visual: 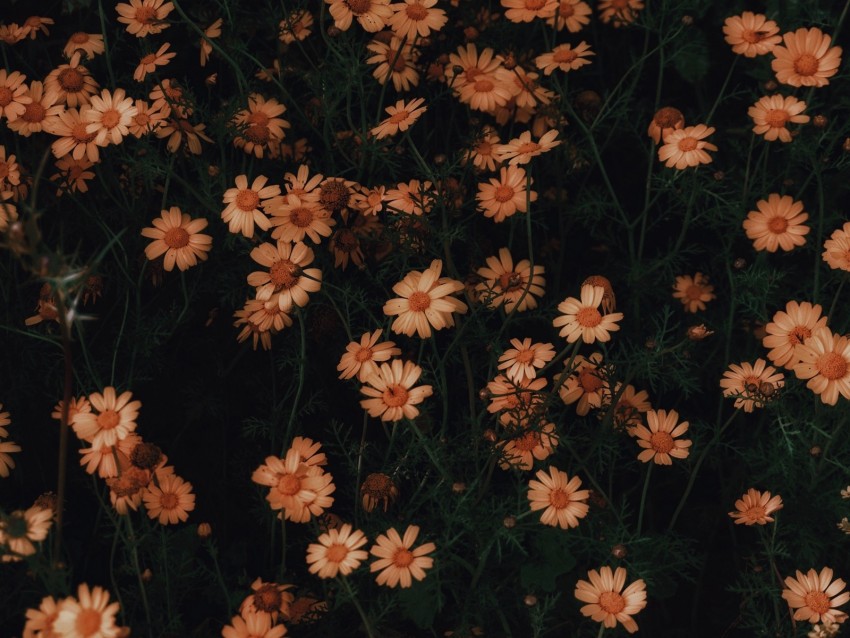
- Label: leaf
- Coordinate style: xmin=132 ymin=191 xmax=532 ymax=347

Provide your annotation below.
xmin=673 ymin=31 xmax=710 ymax=85
xmin=519 ymin=529 xmax=577 ymax=592
xmin=398 ymin=575 xmax=441 ymax=629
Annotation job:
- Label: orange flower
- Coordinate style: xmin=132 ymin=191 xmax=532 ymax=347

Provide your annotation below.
xmin=22 ymin=595 xmax=61 ymax=638
xmin=743 ymin=193 xmax=809 ymax=252
xmin=547 ymin=0 xmax=592 ymax=32
xmin=44 ymin=53 xmax=100 ymax=107
xmin=475 ymin=247 xmax=545 ymax=312
xmin=574 ymin=566 xmax=647 ymax=633
xmin=728 ymin=488 xmax=783 ymax=525
xmin=632 ymin=409 xmax=691 ymax=465
xmin=143 ymin=474 xmax=195 ymax=525
xmin=359 ymin=359 xmax=433 ymax=422
xmin=598 ymin=0 xmax=644 ymax=27
xmin=782 ymin=567 xmax=849 ymax=624
xmin=534 ymin=42 xmax=594 ymax=75
xmin=502 ymin=0 xmax=558 ymax=23
xmin=672 ymin=272 xmax=715 ymax=313
xmin=279 ymin=10 xmax=313 ymax=44
xmin=498 ymin=420 xmax=558 ymax=470
xmin=457 ymin=69 xmax=514 ymax=113
xmin=232 ymin=94 xmax=290 ymax=159
xmin=763 ymin=301 xmax=828 ymax=369
xmin=7 ymin=81 xmax=64 ymax=137
xmin=476 ymin=165 xmax=537 ymax=222
xmin=388 ymin=0 xmax=447 ymax=39
xmin=63 ymin=32 xmax=105 ymax=59
xmin=498 ymin=338 xmax=555 ymax=384
xmin=247 ymin=240 xmax=322 ymax=312
xmin=238 ymin=578 xmax=294 ymax=624
xmin=338 ymin=329 xmax=401 ymax=382
xmin=722 ymin=12 xmax=781 ymax=57
xmin=71 ymin=387 xmax=141 ymax=448
xmin=267 ymin=194 xmax=335 ymax=244
xmin=251 ymin=448 xmax=335 ymax=522
xmin=221 ymin=174 xmax=280 ymax=238
xmin=20 ymin=16 xmax=54 ymax=41
xmin=370 ymin=97 xmax=427 ymax=139
xmin=0 ymin=69 xmax=32 ymax=122
xmin=0 ymin=146 xmax=20 ymax=187
xmin=327 ymin=0 xmax=392 ymax=32
xmin=647 ymin=106 xmax=684 ymax=145
xmin=771 ymin=27 xmax=843 ymax=88
xmin=658 ymin=124 xmax=716 ymax=169
xmin=221 ymin=611 xmax=286 ymax=638
xmin=306 ymin=523 xmax=368 ymax=578
xmin=558 ymin=352 xmax=607 ymax=416
xmin=793 ymin=327 xmax=850 ymax=405
xmin=366 ymin=35 xmax=419 ymax=91
xmin=386 ymin=179 xmax=434 ymax=215
xmin=553 ymin=284 xmax=623 ymax=344
xmin=720 ymin=359 xmax=784 ymax=412
xmin=822 ymin=222 xmax=850 ymax=272
xmin=527 ymin=465 xmax=589 ymax=529
xmin=134 ymin=42 xmax=176 ymax=82
xmin=605 ymin=384 xmax=651 ymax=430
xmin=141 ymin=206 xmax=212 ymax=271
xmin=369 ymin=525 xmax=436 ymax=588
xmin=199 ymin=19 xmax=222 ymax=67
xmin=464 ymin=126 xmax=501 ymax=171
xmin=116 ymin=0 xmax=175 ymax=37
xmin=495 ymin=130 xmax=560 ymax=165
xmin=748 ymin=94 xmax=809 ymax=142
xmin=53 ymin=584 xmax=122 ymax=637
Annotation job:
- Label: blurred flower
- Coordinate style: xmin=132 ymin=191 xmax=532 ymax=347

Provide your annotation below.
xmin=239 ymin=578 xmax=294 ymax=623
xmin=20 ymin=16 xmax=54 ymax=40
xmin=327 ymin=0 xmax=392 ymax=32
xmin=64 ymin=32 xmax=105 ymax=59
xmin=534 ymin=42 xmax=594 ymax=75
xmin=672 ymin=272 xmax=714 ymax=313
xmin=369 ymin=525 xmax=435 ymax=587
xmin=22 ymin=595 xmax=61 ymax=637
xmin=371 ymin=97 xmax=427 ymax=139
xmin=221 ymin=610 xmax=286 ymax=638
xmin=782 ymin=567 xmax=849 ymax=624
xmin=809 ymin=621 xmax=842 ymax=638
xmin=527 ymin=466 xmax=589 ymax=529
xmin=338 ymin=329 xmax=401 ymax=382
xmin=279 ymin=10 xmax=313 ymax=44
xmin=729 ymin=488 xmax=783 ymax=525
xmin=722 ymin=12 xmax=781 ymax=57
xmin=0 ymin=147 xmax=20 ymax=187
xmin=772 ymin=28 xmax=842 ymax=88
xmin=748 ymin=95 xmax=809 ymax=143
xmin=53 ymin=584 xmax=122 ymax=637
xmin=647 ymin=106 xmax=684 ymax=145
xmin=134 ymin=43 xmax=176 ymax=82
xmin=793 ymin=327 xmax=850 ymax=405
xmin=116 ymin=0 xmax=175 ymax=37
xmin=658 ymin=125 xmax=716 ymax=169
xmin=141 ymin=206 xmax=212 ymax=272
xmin=359 ymin=359 xmax=433 ymax=421
xmin=743 ymin=194 xmax=809 ymax=252
xmin=306 ymin=523 xmax=368 ymax=578
xmin=598 ymin=0 xmax=643 ymax=27
xmin=574 ymin=566 xmax=647 ymax=633
xmin=823 ymin=222 xmax=850 ymax=272
xmin=632 ymin=409 xmax=691 ymax=465
xmin=547 ymin=0 xmax=592 ymax=32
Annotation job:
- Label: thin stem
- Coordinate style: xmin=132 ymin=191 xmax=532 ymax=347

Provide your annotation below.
xmin=636 ymin=463 xmax=653 ymax=535
xmin=125 ymin=516 xmax=155 ymax=638
xmin=52 ymin=293 xmax=73 ymax=564
xmin=408 ymin=419 xmax=452 ymax=484
xmin=339 ymin=577 xmax=376 ymax=638
xmin=281 ymin=310 xmax=307 ymax=455
xmin=705 ymin=57 xmax=738 ymax=125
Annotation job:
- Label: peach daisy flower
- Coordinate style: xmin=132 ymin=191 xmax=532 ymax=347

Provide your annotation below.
xmin=743 ymin=194 xmax=809 ymax=252
xmin=0 ymin=23 xmax=26 ymax=46
xmin=763 ymin=301 xmax=828 ymax=369
xmin=267 ymin=194 xmax=335 ymax=244
xmin=359 ymin=359 xmax=433 ymax=422
xmin=574 ymin=566 xmax=647 ymax=633
xmin=327 ymin=0 xmax=392 ymax=32
xmin=486 ymin=374 xmax=547 ymax=417
xmin=279 ymin=10 xmax=313 ymax=44
xmin=134 ymin=42 xmax=176 ymax=82
xmin=0 ymin=506 xmax=52 ymax=555
xmin=72 ymin=387 xmax=141 ymax=448
xmin=79 ymin=433 xmax=140 ymax=478
xmin=127 ymin=99 xmax=167 ymax=137
xmin=7 ymin=81 xmax=63 ymax=137
xmin=248 ymin=240 xmax=322 ymax=312
xmin=289 ymin=436 xmax=327 ymax=467
xmin=476 ymin=248 xmax=545 ymax=313
xmin=553 ymin=284 xmax=624 ymax=344
xmin=749 ymin=94 xmax=809 ymax=143
xmin=0 ymin=431 xmax=20 ymax=478
xmin=50 ymin=156 xmax=95 ymax=196
xmin=365 ymin=35 xmax=420 ymax=91
xmin=498 ymin=338 xmax=555 ymax=384
xmin=606 ymin=384 xmax=651 ymax=430
xmin=794 ymin=327 xmax=850 ymax=405
xmin=306 ymin=523 xmax=369 ymax=578
xmin=318 ymin=176 xmax=358 ymax=214
xmin=45 ymin=108 xmax=100 ymax=163
xmin=445 ymin=43 xmax=504 ymax=91
xmin=457 ymin=69 xmax=514 ymax=113
xmin=221 ymin=174 xmax=281 ymax=238
xmin=84 ymin=88 xmax=138 ymax=146
xmin=476 ymin=165 xmax=537 ymax=223
xmin=502 ymin=0 xmax=557 ymax=23
xmin=371 ymin=97 xmax=427 ymax=139
xmin=149 ymin=78 xmax=192 ymax=118
xmin=369 ymin=525 xmax=435 ymax=588
xmin=44 ymin=53 xmax=99 ymax=108
xmin=155 ymin=116 xmax=212 ymax=154
xmin=352 ymin=184 xmax=387 ymax=215
xmin=239 ymin=578 xmax=294 ymax=624
xmin=823 ymin=222 xmax=850 ymax=272
xmin=548 ymin=0 xmax=592 ymax=32
xmin=598 ymin=0 xmax=644 ymax=27
xmin=495 ymin=130 xmax=561 ymax=165
xmin=0 ymin=69 xmax=32 ymax=122
xmin=232 ymin=94 xmax=290 ymax=159
xmin=389 ymin=0 xmax=447 ymax=39
xmin=534 ymin=42 xmax=594 ymax=75
xmin=558 ymin=352 xmax=607 ymax=416
xmin=782 ymin=567 xmax=849 ymax=624
xmin=632 ymin=409 xmax=691 ymax=465
xmin=20 ymin=16 xmax=55 ymax=40
xmin=222 ymin=611 xmax=286 ymax=638
xmin=385 ymin=179 xmax=434 ymax=215
xmin=658 ymin=124 xmax=716 ymax=169
xmin=330 ymin=227 xmax=365 ymax=270
xmin=771 ymin=27 xmax=843 ymax=88
xmin=498 ymin=421 xmax=558 ymax=470
xmin=252 ymin=449 xmax=335 ymax=521
xmin=143 ymin=474 xmax=195 ymax=524
xmin=384 ymin=259 xmax=467 ymax=338
xmin=464 ymin=126 xmax=501 ymax=171
xmin=141 ymin=206 xmax=212 ymax=272
xmin=0 ymin=192 xmax=19 ymax=232
xmin=63 ymin=32 xmax=105 ymax=59
xmin=720 ymin=359 xmax=784 ymax=412
xmin=0 ymin=147 xmax=20 ymax=187
xmin=199 ymin=19 xmax=222 ymax=67
xmin=22 ymin=595 xmax=61 ymax=638
xmin=338 ymin=329 xmax=401 ymax=382
xmin=729 ymin=488 xmax=783 ymax=525
xmin=672 ymin=272 xmax=715 ymax=313
xmin=527 ymin=466 xmax=589 ymax=529
xmin=116 ymin=0 xmax=175 ymax=37
xmin=53 ymin=584 xmax=121 ymax=638
xmin=722 ymin=12 xmax=781 ymax=57
xmin=647 ymin=106 xmax=684 ymax=145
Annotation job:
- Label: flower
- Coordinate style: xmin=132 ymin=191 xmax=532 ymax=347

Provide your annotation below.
xmin=149 ymin=78 xmax=192 ymax=117
xmin=475 ymin=248 xmax=546 ymax=313
xmin=369 ymin=525 xmax=436 ymax=588
xmin=53 ymin=584 xmax=122 ymax=638
xmin=338 ymin=329 xmax=401 ymax=382
xmin=127 ymin=99 xmax=167 ymax=137
xmin=386 ymin=179 xmax=434 ymax=215
xmin=558 ymin=352 xmax=608 ymax=416
xmin=232 ymin=94 xmax=290 ymax=158
xmin=71 ymin=387 xmax=141 ymax=448
xmin=743 ymin=194 xmax=809 ymax=252
xmin=306 ymin=523 xmax=368 ymax=578
xmin=359 ymin=359 xmax=433 ymax=422
xmin=116 ymin=0 xmax=175 ymax=37
xmin=221 ymin=611 xmax=286 ymax=638
xmin=658 ymin=125 xmax=717 ymax=169
xmin=20 ymin=16 xmax=55 ymax=40
xmin=199 ymin=19 xmax=222 ymax=66
xmin=647 ymin=106 xmax=684 ymax=144
xmin=221 ymin=174 xmax=280 ymax=238
xmin=248 ymin=240 xmax=322 ymax=312
xmin=632 ymin=409 xmax=691 ymax=465
xmin=498 ymin=338 xmax=555 ymax=384
xmin=267 ymin=194 xmax=335 ymax=244
xmin=748 ymin=95 xmax=810 ymax=143
xmin=464 ymin=126 xmax=501 ymax=171
xmin=606 ymin=384 xmax=651 ymax=430
xmin=720 ymin=359 xmax=784 ymax=412
xmin=64 ymin=32 xmax=105 ymax=59
xmin=251 ymin=448 xmax=335 ymax=522
xmin=45 ymin=107 xmax=100 ymax=163
xmin=527 ymin=466 xmax=589 ymax=529
xmin=22 ymin=595 xmax=61 ymax=638
xmin=495 ymin=130 xmax=561 ymax=165
xmin=457 ymin=68 xmax=514 ymax=113
xmin=238 ymin=578 xmax=294 ymax=624
xmin=133 ymin=42 xmax=176 ymax=82
xmin=476 ymin=165 xmax=537 ymax=222
xmin=498 ymin=421 xmax=558 ymax=470
xmin=8 ymin=81 xmax=64 ymax=137
xmin=361 ymin=472 xmax=399 ymax=512
xmin=809 ymin=622 xmax=842 ymax=638
xmin=383 ymin=259 xmax=468 ymax=338
xmin=279 ymin=10 xmax=313 ymax=44
xmin=44 ymin=53 xmax=100 ymax=107
xmin=142 ymin=474 xmax=196 ymax=525
xmin=0 ymin=69 xmax=31 ymax=122
xmin=0 ymin=147 xmax=20 ymax=188
xmin=502 ymin=0 xmax=557 ymax=23
xmin=84 ymin=88 xmax=138 ymax=147
xmin=729 ymin=488 xmax=783 ymax=525
xmin=141 ymin=206 xmax=212 ymax=272
xmin=365 ymin=35 xmax=419 ymax=91
xmin=823 ymin=222 xmax=850 ymax=272
xmin=553 ymin=285 xmax=624 ymax=344
xmin=782 ymin=567 xmax=849 ymax=624
xmin=370 ymin=97 xmax=427 ymax=139
xmin=327 ymin=0 xmax=392 ymax=32
xmin=534 ymin=42 xmax=594 ymax=75
xmin=0 ymin=506 xmax=52 ymax=555
xmin=388 ymin=0 xmax=447 ymax=39
xmin=574 ymin=566 xmax=647 ymax=633
xmin=598 ymin=0 xmax=644 ymax=27
xmin=771 ymin=27 xmax=843 ymax=88
xmin=547 ymin=0 xmax=592 ymax=32
xmin=486 ymin=375 xmax=546 ymax=416
xmin=794 ymin=327 xmax=850 ymax=405
xmin=722 ymin=12 xmax=781 ymax=57
xmin=672 ymin=272 xmax=715 ymax=313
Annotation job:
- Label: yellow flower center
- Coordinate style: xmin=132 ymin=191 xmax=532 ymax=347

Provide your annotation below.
xmin=21 ymin=101 xmax=46 ymax=123
xmin=58 ymin=67 xmax=84 ymax=92
xmin=576 ymin=306 xmax=602 ymax=327
xmin=392 ymin=547 xmax=414 ymax=567
xmin=355 ymin=347 xmax=373 ymax=362
xmin=650 ymin=431 xmax=674 ymax=453
xmin=474 ymin=78 xmax=495 ymax=93
xmin=160 ymin=492 xmax=178 ymax=509
xmin=382 ymin=384 xmax=410 ymax=407
xmin=794 ymin=53 xmax=819 ymax=77
xmin=236 ymin=189 xmax=260 ymax=211
xmin=816 ymin=352 xmax=847 ymax=380
xmin=269 ymin=259 xmax=301 ymax=291
xmin=579 ymin=369 xmax=603 ymax=392
xmin=598 ymin=591 xmax=626 ymax=614
xmin=75 ymin=608 xmax=103 ymax=636
xmin=164 ymin=227 xmax=190 ymax=249
xmin=493 ymin=185 xmax=515 ymax=203
xmin=326 ymin=543 xmax=349 ymax=563
xmin=405 ymin=2 xmax=428 ymax=20
xmin=765 ymin=109 xmax=789 ymax=128
xmin=289 ymin=206 xmax=314 ymax=228
xmin=767 ymin=215 xmax=788 ymax=233
xmin=549 ymin=487 xmax=569 ymax=509
xmin=408 ymin=290 xmax=431 ymax=311
xmin=678 ymin=137 xmax=698 ymax=152
xmin=804 ymin=590 xmax=831 ymax=615
xmin=553 ymin=48 xmax=578 ymax=63
xmin=277 ymin=474 xmax=301 ymax=496
xmin=0 ymin=87 xmax=11 ymax=106
xmin=97 ymin=409 xmax=120 ymax=430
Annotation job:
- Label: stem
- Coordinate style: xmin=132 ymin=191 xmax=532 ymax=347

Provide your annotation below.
xmin=125 ymin=516 xmax=154 ymax=638
xmin=281 ymin=310 xmax=307 ymax=455
xmin=52 ymin=292 xmax=73 ymax=564
xmin=705 ymin=57 xmax=738 ymax=125
xmin=596 ymin=623 xmax=606 ymax=638
xmin=408 ymin=419 xmax=452 ymax=483
xmin=339 ymin=577 xmax=376 ymax=638
xmin=636 ymin=463 xmax=653 ymax=535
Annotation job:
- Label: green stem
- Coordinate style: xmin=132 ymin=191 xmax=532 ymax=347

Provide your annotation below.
xmin=408 ymin=418 xmax=452 ymax=483
xmin=636 ymin=463 xmax=653 ymax=535
xmin=281 ymin=310 xmax=307 ymax=455
xmin=125 ymin=516 xmax=154 ymax=638
xmin=705 ymin=57 xmax=738 ymax=125
xmin=339 ymin=577 xmax=376 ymax=638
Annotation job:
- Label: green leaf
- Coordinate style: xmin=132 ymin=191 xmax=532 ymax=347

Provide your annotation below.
xmin=519 ymin=529 xmax=577 ymax=592
xmin=398 ymin=575 xmax=440 ymax=629
xmin=673 ymin=31 xmax=710 ymax=85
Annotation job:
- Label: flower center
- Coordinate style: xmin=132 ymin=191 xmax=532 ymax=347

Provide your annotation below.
xmin=476 ymin=140 xmax=492 ymax=156
xmin=75 ymin=608 xmax=102 ymax=636
xmin=650 ymin=431 xmax=674 ymax=453
xmin=474 ymin=78 xmax=495 ymax=93
xmin=497 ymin=271 xmax=524 ymax=292
xmin=140 ymin=53 xmax=157 ymax=65
xmin=685 ymin=284 xmax=704 ymax=301
xmin=21 ymin=101 xmax=46 ymax=123
xmin=135 ymin=5 xmax=157 ymax=24
xmin=741 ymin=29 xmax=764 ymax=44
xmin=236 ymin=189 xmax=260 ymax=211
xmin=559 ymin=3 xmax=575 ymax=18
xmin=334 ymin=229 xmax=359 ymax=252
xmin=493 ymin=185 xmax=515 ymax=203
xmin=100 ymin=109 xmax=121 ymax=129
xmin=355 ymin=347 xmax=373 ymax=362
xmin=247 ymin=111 xmax=270 ymax=127
xmin=289 ymin=206 xmax=314 ymax=228
xmin=244 ymin=124 xmax=270 ymax=144
xmin=58 ymin=68 xmax=84 ymax=92
xmin=0 ymin=87 xmax=11 ymax=106
xmin=71 ymin=32 xmax=90 ymax=44
xmin=743 ymin=505 xmax=765 ymax=521
xmin=553 ymin=48 xmax=578 ymax=63
xmin=576 ymin=306 xmax=602 ymax=327
xmin=549 ymin=487 xmax=569 ymax=509
xmin=598 ymin=591 xmax=626 ymax=614
xmin=516 ymin=141 xmax=541 ymax=155
xmin=320 ymin=181 xmax=350 ymax=211
xmin=97 ymin=409 xmax=120 ymax=430
xmin=382 ymin=384 xmax=410 ymax=407
xmin=804 ymin=590 xmax=831 ymax=615
xmin=71 ymin=121 xmax=95 ymax=144
xmin=389 ymin=110 xmax=410 ymax=124
xmin=408 ymin=290 xmax=431 ymax=311
xmin=164 ymin=227 xmax=189 ymax=248
xmin=579 ymin=369 xmax=603 ymax=392
xmin=160 ymin=492 xmax=178 ymax=509
xmin=678 ymin=137 xmax=698 ymax=152
xmin=391 ymin=50 xmax=408 ymax=72
xmin=514 ymin=430 xmax=539 ymax=451
xmin=526 ymin=0 xmax=546 ymax=9
xmin=277 ymin=474 xmax=301 ymax=496
xmin=816 ymin=352 xmax=847 ymax=380
xmin=515 ymin=349 xmax=534 ymax=364
xmin=269 ymin=259 xmax=301 ymax=290
xmin=393 ymin=548 xmax=414 ymax=567
xmin=255 ymin=585 xmax=282 ymax=612
xmin=789 ymin=327 xmax=810 ymax=345
xmin=794 ymin=53 xmax=819 ymax=77
xmin=326 ymin=543 xmax=348 ymax=563
xmin=765 ymin=109 xmax=789 ymax=128
xmin=655 ymin=107 xmax=683 ymax=128
xmin=346 ymin=0 xmax=372 ymax=15
xmin=767 ymin=215 xmax=789 ymax=233
xmin=405 ymin=2 xmax=428 ymax=20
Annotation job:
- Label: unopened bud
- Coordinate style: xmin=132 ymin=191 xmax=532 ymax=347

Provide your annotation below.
xmin=523 ymin=594 xmax=537 ymax=606
xmin=611 ymin=544 xmax=628 ymax=559
xmin=503 ymin=515 xmax=516 ymax=528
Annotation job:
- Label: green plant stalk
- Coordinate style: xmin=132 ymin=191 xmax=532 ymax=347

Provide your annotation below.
xmin=339 ymin=577 xmax=376 ymax=638
xmin=636 ymin=462 xmax=654 ymax=535
xmin=52 ymin=292 xmax=73 ymax=566
xmin=204 ymin=538 xmax=232 ymax=615
xmin=125 ymin=516 xmax=154 ymax=638
xmin=281 ymin=309 xmax=307 ymax=455
xmin=408 ymin=418 xmax=452 ymax=484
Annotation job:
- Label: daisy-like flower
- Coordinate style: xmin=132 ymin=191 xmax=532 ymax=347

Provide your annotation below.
xmin=598 ymin=0 xmax=644 ymax=27
xmin=365 ymin=35 xmax=420 ymax=91
xmin=7 ymin=81 xmax=63 ymax=137
xmin=0 ymin=506 xmax=52 ymax=555
xmin=0 ymin=191 xmax=18 ymax=232
xmin=389 ymin=0 xmax=447 ymax=39
xmin=748 ymin=94 xmax=810 ymax=143
xmin=20 ymin=16 xmax=55 ymax=40
xmin=794 ymin=327 xmax=850 ymax=406
xmin=133 ymin=42 xmax=176 ymax=82
xmin=385 ymin=179 xmax=434 ymax=215
xmin=79 ymin=433 xmax=140 ymax=478
xmin=359 ymin=359 xmax=433 ymax=422
xmin=383 ymin=259 xmax=468 ymax=338
xmin=486 ymin=374 xmax=547 ymax=417
xmin=558 ymin=352 xmax=608 ymax=416
xmin=369 ymin=525 xmax=435 ymax=588
xmin=0 ymin=23 xmax=26 ymax=45
xmin=327 ymin=0 xmax=392 ymax=32
xmin=547 ymin=0 xmax=592 ymax=32
xmin=199 ymin=19 xmax=222 ymax=67
xmin=502 ymin=0 xmax=557 ymax=23
xmin=306 ymin=523 xmax=368 ymax=579
xmin=51 ymin=157 xmax=96 ymax=195
xmin=45 ymin=108 xmax=100 ymax=163
xmin=772 ymin=27 xmax=843 ymax=88
xmin=239 ymin=578 xmax=294 ymax=624
xmin=632 ymin=408 xmax=691 ymax=465
xmin=127 ymin=99 xmax=167 ymax=137
xmin=495 ymin=130 xmax=561 ymax=165
xmin=658 ymin=124 xmax=717 ymax=169
xmin=574 ymin=566 xmax=648 ymax=633
xmin=647 ymin=106 xmax=684 ymax=145
xmin=672 ymin=272 xmax=715 ymax=313
xmin=84 ymin=88 xmax=138 ymax=147
xmin=498 ymin=338 xmax=555 ymax=384
xmin=534 ymin=42 xmax=594 ymax=75
xmin=457 ymin=68 xmax=514 ymax=113
xmin=361 ymin=472 xmax=399 ymax=512
xmin=141 ymin=206 xmax=212 ymax=272
xmin=267 ymin=194 xmax=335 ymax=244
xmin=476 ymin=165 xmax=537 ymax=223
xmin=149 ymin=78 xmax=192 ymax=118
xmin=474 ymin=248 xmax=544 ymax=314
xmin=0 ymin=69 xmax=31 ymax=122
xmin=71 ymin=387 xmax=141 ymax=448
xmin=723 ymin=12 xmax=781 ymax=57
xmin=553 ymin=284 xmax=624 ymax=344
xmin=63 ymin=32 xmax=105 ymax=59
xmin=279 ymin=9 xmax=313 ymax=44
xmin=221 ymin=174 xmax=281 ymax=238
xmin=329 ymin=227 xmax=365 ymax=270
xmin=464 ymin=126 xmax=501 ymax=171
xmin=823 ymin=222 xmax=850 ymax=272
xmin=720 ymin=359 xmax=784 ymax=412
xmin=53 ymin=584 xmax=122 ymax=638
xmin=338 ymin=329 xmax=401 ymax=382
xmin=22 ymin=595 xmax=61 ymax=638
xmin=371 ymin=97 xmax=427 ymax=139
xmin=248 ymin=240 xmax=322 ymax=312
xmin=0 ymin=432 xmax=20 ymax=477
xmin=527 ymin=466 xmax=589 ymax=529
xmin=232 ymin=94 xmax=290 ymax=159
xmin=116 ymin=0 xmax=175 ymax=37
xmin=0 ymin=147 xmax=20 ymax=187
xmin=728 ymin=488 xmax=783 ymax=525
xmin=142 ymin=474 xmax=195 ymax=524
xmin=44 ymin=53 xmax=100 ymax=108
xmin=498 ymin=421 xmax=558 ymax=470
xmin=782 ymin=567 xmax=850 ymax=624
xmin=222 ymin=611 xmax=286 ymax=638
xmin=251 ymin=448 xmax=335 ymax=522
xmin=743 ymin=193 xmax=809 ymax=252
xmin=606 ymin=384 xmax=651 ymax=430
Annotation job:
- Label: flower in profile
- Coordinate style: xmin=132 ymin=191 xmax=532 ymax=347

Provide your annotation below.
xmin=771 ymin=27 xmax=842 ymax=88
xmin=574 ymin=566 xmax=647 ymax=633
xmin=20 ymin=16 xmax=55 ymax=41
xmin=743 ymin=194 xmax=809 ymax=252
xmin=0 ymin=23 xmax=26 ymax=46
xmin=722 ymin=12 xmax=781 ymax=57
xmin=366 ymin=35 xmax=419 ymax=91
xmin=369 ymin=525 xmax=435 ymax=588
xmin=782 ymin=567 xmax=849 ymax=624
xmin=476 ymin=165 xmax=537 ymax=222
xmin=632 ymin=409 xmax=691 ymax=465
xmin=388 ymin=0 xmax=447 ymax=39
xmin=133 ymin=42 xmax=176 ymax=82
xmin=0 ymin=505 xmax=52 ymax=555
xmin=598 ymin=0 xmax=644 ymax=27
xmin=658 ymin=125 xmax=717 ymax=169
xmin=338 ymin=329 xmax=401 ymax=382
xmin=71 ymin=387 xmax=141 ymax=448
xmin=527 ymin=466 xmax=589 ymax=529
xmin=359 ymin=359 xmax=433 ymax=422
xmin=729 ymin=488 xmax=783 ymax=525
xmin=720 ymin=359 xmax=784 ymax=412
xmin=748 ymin=95 xmax=809 ymax=143
xmin=647 ymin=107 xmax=684 ymax=144
xmin=371 ymin=97 xmax=427 ymax=139
xmin=502 ymin=0 xmax=557 ymax=23
xmin=497 ymin=421 xmax=558 ymax=470
xmin=498 ymin=338 xmax=555 ymax=384
xmin=475 ymin=248 xmax=545 ymax=313
xmin=63 ymin=32 xmax=105 ymax=60
xmin=141 ymin=206 xmax=212 ymax=272
xmin=547 ymin=0 xmax=592 ymax=32
xmin=221 ymin=174 xmax=280 ymax=238
xmin=142 ymin=474 xmax=195 ymax=525
xmin=495 ymin=130 xmax=561 ymax=165
xmin=306 ymin=523 xmax=368 ymax=579
xmin=361 ymin=472 xmax=399 ymax=512
xmin=534 ymin=42 xmax=594 ymax=75
xmin=672 ymin=272 xmax=715 ymax=313
xmin=553 ymin=284 xmax=624 ymax=344
xmin=793 ymin=327 xmax=850 ymax=405
xmin=199 ymin=19 xmax=222 ymax=67
xmin=822 ymin=222 xmax=850 ymax=272
xmin=221 ymin=611 xmax=286 ymax=638
xmin=53 ymin=584 xmax=122 ymax=638
xmin=116 ymin=0 xmax=175 ymax=37
xmin=249 ymin=240 xmax=322 ymax=312
xmin=558 ymin=352 xmax=608 ymax=416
